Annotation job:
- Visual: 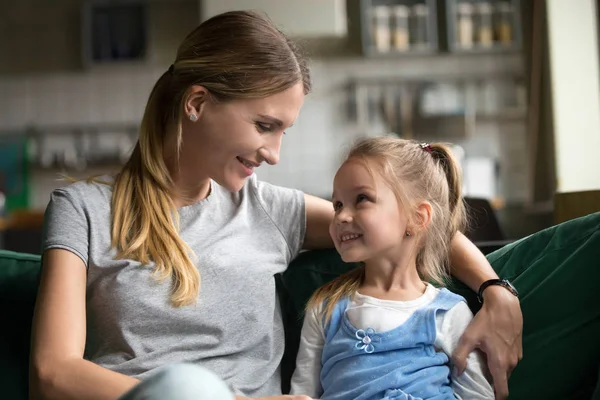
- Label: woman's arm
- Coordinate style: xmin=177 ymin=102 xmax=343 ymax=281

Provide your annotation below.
xmin=303 ymin=194 xmax=334 ymax=249
xmin=448 ymin=232 xmax=498 ymax=290
xmin=449 ymin=232 xmax=523 ymax=400
xmin=30 ymin=249 xmax=140 ymax=400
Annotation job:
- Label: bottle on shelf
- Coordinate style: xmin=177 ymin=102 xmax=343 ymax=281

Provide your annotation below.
xmin=474 ymin=1 xmax=494 ymax=48
xmin=410 ymin=3 xmax=430 ymax=50
xmin=456 ymin=2 xmax=474 ymax=49
xmin=371 ymin=5 xmax=392 ymax=53
xmin=391 ymin=5 xmax=410 ymax=51
xmin=494 ymin=1 xmax=514 ymax=46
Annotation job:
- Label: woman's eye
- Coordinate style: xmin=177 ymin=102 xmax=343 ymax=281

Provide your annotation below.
xmin=256 ymin=123 xmax=273 ymax=133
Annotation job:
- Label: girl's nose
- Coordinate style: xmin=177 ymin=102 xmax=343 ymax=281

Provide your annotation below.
xmin=335 ymin=207 xmax=353 ymax=224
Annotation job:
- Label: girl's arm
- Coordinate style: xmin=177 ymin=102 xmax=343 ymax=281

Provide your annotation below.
xmin=290 ymin=306 xmax=324 ymax=398
xmin=448 ymin=232 xmax=523 ymax=400
xmin=436 ymin=302 xmax=494 ymax=400
xmin=30 ymin=249 xmax=140 ymax=400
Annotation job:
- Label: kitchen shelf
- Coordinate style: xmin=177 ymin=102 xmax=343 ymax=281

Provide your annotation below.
xmin=352 ymin=0 xmax=523 ymax=57
xmin=356 ymin=0 xmax=439 ymax=57
xmin=412 ymin=113 xmax=473 ymax=139
xmin=0 ymin=123 xmax=138 ymax=171
xmin=348 ymin=75 xmax=527 ymax=138
xmin=443 ymin=0 xmax=523 ymax=54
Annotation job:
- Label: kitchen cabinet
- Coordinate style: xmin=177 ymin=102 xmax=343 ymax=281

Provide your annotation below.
xmin=0 ymin=0 xmax=82 ymax=74
xmin=0 ymin=0 xmax=199 ymax=74
xmin=200 ymin=0 xmax=347 ymax=37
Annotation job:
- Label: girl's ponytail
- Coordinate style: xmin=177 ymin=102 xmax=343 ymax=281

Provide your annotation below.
xmin=429 ymin=143 xmax=467 ymax=236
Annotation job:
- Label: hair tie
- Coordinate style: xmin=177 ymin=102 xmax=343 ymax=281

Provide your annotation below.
xmin=168 ymin=64 xmax=174 ymax=75
xmin=420 ymin=143 xmax=433 ymax=153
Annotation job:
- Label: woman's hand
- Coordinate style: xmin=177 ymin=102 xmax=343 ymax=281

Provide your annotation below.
xmin=452 ymin=286 xmax=523 ymax=399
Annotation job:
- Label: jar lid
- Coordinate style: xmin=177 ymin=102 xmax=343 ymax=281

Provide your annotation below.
xmin=372 ymin=5 xmax=391 ymax=17
xmin=412 ymin=4 xmax=429 ymax=16
xmin=457 ymin=2 xmax=474 ymax=14
xmin=494 ymin=2 xmax=512 ymax=12
xmin=475 ymin=2 xmax=493 ymax=13
xmin=391 ymin=5 xmax=409 ymax=17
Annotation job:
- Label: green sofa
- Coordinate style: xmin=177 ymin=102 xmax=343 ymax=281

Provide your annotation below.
xmin=2 ymin=212 xmax=600 ymax=399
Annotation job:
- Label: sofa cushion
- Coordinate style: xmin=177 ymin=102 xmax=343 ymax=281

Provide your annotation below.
xmin=483 ymin=211 xmax=600 ymax=399
xmin=0 ymin=250 xmax=41 ymax=400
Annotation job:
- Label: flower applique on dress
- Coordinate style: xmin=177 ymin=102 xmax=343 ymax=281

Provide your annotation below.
xmin=383 ymin=388 xmax=424 ymax=400
xmin=355 ymin=328 xmax=380 ymax=353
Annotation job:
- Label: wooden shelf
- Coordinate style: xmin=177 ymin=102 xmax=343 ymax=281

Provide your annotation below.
xmin=413 ymin=114 xmax=472 ymax=139
xmin=0 ymin=211 xmax=45 ymax=231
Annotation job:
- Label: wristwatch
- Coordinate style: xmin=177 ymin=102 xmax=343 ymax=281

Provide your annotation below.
xmin=477 ymin=279 xmax=518 ymax=303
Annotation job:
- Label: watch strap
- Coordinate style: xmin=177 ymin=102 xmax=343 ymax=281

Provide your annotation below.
xmin=477 ymin=279 xmax=518 ymax=303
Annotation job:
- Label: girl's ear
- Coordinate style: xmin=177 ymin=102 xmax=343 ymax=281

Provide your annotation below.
xmin=413 ymin=201 xmax=433 ymax=233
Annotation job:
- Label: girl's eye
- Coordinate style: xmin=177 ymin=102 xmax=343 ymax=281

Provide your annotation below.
xmin=357 ymin=194 xmax=369 ymax=203
xmin=333 ymin=201 xmax=343 ymax=212
xmin=256 ymin=123 xmax=273 ymax=133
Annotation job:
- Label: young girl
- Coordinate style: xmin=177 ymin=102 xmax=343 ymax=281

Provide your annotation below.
xmin=290 ymin=137 xmax=494 ymax=400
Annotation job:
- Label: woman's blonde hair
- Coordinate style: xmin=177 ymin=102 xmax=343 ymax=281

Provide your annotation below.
xmin=111 ymin=11 xmax=311 ymax=307
xmin=309 ymin=137 xmax=467 ymax=322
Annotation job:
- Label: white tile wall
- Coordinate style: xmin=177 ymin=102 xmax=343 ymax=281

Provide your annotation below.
xmin=0 ymin=67 xmax=159 ymax=129
xmin=0 ymin=53 xmax=529 ymax=209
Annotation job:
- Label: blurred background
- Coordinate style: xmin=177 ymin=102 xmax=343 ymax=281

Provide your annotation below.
xmin=1 ymin=0 xmax=599 ymax=254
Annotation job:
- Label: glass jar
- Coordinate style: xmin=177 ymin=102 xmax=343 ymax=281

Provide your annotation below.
xmin=475 ymin=1 xmax=493 ymax=48
xmin=494 ymin=1 xmax=514 ymax=45
xmin=371 ymin=5 xmax=391 ymax=53
xmin=391 ymin=5 xmax=410 ymax=51
xmin=456 ymin=2 xmax=474 ymax=49
xmin=410 ymin=3 xmax=430 ymax=49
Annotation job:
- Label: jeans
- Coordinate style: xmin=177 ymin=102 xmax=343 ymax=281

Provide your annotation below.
xmin=118 ymin=364 xmax=235 ymax=400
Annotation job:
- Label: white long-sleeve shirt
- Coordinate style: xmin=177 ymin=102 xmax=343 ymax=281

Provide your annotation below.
xmin=290 ymin=284 xmax=494 ymax=399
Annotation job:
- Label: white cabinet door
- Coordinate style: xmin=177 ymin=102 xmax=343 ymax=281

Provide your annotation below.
xmin=200 ymin=0 xmax=347 ymax=37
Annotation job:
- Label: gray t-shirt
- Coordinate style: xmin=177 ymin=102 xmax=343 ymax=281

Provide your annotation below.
xmin=42 ymin=174 xmax=306 ymax=397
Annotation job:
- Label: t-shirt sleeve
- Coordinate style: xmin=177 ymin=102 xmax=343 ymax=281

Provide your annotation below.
xmin=290 ymin=305 xmax=324 ymax=398
xmin=435 ymin=302 xmax=495 ymax=399
xmin=251 ymin=176 xmax=306 ymax=260
xmin=42 ymin=188 xmax=89 ymax=266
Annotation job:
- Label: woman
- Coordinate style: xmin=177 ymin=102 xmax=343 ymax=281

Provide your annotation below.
xmin=29 ymin=10 xmax=522 ymax=400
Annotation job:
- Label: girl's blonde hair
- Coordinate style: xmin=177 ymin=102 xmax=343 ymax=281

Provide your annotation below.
xmin=111 ymin=11 xmax=311 ymax=307
xmin=309 ymin=137 xmax=466 ymax=322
